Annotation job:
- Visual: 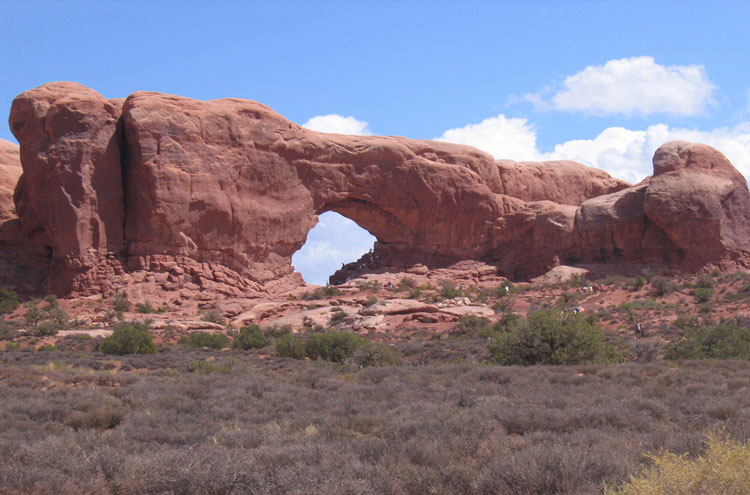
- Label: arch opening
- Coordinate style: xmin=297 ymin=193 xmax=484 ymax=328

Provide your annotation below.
xmin=292 ymin=211 xmax=376 ymax=285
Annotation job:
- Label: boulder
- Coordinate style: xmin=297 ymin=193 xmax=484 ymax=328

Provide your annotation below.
xmin=643 ymin=141 xmax=750 ymax=270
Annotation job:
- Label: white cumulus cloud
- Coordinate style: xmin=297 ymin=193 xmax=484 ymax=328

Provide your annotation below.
xmin=541 ymin=123 xmax=750 ymax=184
xmin=302 ymin=114 xmax=372 ymax=135
xmin=525 ymin=56 xmax=715 ymax=116
xmin=435 ymin=114 xmax=750 ymax=185
xmin=434 ymin=115 xmax=539 ymax=160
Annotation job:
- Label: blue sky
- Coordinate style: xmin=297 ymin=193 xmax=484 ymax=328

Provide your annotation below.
xmin=2 ymin=1 xmax=749 ymax=284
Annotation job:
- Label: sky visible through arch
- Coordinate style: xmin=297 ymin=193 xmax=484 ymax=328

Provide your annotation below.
xmin=2 ymin=1 xmax=749 ymax=283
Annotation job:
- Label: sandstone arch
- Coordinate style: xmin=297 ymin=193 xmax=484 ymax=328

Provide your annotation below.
xmin=4 ymin=82 xmax=750 ymax=296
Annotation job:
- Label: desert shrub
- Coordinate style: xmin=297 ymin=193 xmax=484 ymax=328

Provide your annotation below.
xmin=450 ymin=315 xmax=491 ymax=337
xmin=275 ymin=334 xmax=305 ymax=359
xmin=185 ymin=358 xmax=233 ymax=374
xmin=693 ymin=287 xmax=714 ymax=303
xmin=487 ymin=310 xmax=622 ymax=366
xmin=665 ymin=319 xmax=750 ymax=360
xmin=233 ymin=324 xmax=268 ymax=350
xmin=651 ymin=276 xmax=676 ymax=297
xmin=0 ymin=289 xmax=19 ymax=315
xmin=407 ymin=288 xmax=423 ymax=299
xmin=329 ymin=308 xmax=348 ymax=325
xmin=606 ymin=433 xmax=750 ymax=495
xmin=628 ymin=341 xmax=663 ymax=363
xmin=439 ymin=281 xmax=461 ymax=299
xmin=179 ymin=332 xmax=231 ymax=350
xmin=630 ymin=275 xmax=647 ymax=290
xmin=112 ymin=292 xmax=131 ymax=312
xmin=365 ymin=295 xmax=378 ymax=306
xmin=398 ymin=276 xmax=417 ymax=290
xmin=301 ymin=287 xmax=340 ymax=300
xmin=24 ymin=305 xmax=44 ymax=325
xmin=348 ymin=342 xmax=399 ymax=367
xmin=201 ymin=309 xmax=225 ymax=325
xmin=36 ymin=320 xmax=61 ymax=336
xmin=37 ymin=344 xmax=58 ymax=352
xmin=262 ymin=324 xmax=292 ymax=339
xmin=696 ymin=274 xmax=714 ymax=288
xmin=305 ymin=331 xmax=365 ymax=363
xmin=64 ymin=407 xmax=123 ymax=430
xmin=100 ymin=321 xmax=157 ymax=355
xmin=135 ymin=302 xmax=156 ymax=314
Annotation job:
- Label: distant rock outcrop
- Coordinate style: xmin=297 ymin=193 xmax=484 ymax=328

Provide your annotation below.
xmin=0 ymin=138 xmax=21 ymax=224
xmin=3 ymin=82 xmax=749 ymax=295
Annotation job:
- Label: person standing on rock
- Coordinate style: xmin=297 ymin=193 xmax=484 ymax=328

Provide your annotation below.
xmin=635 ymin=322 xmax=643 ymax=339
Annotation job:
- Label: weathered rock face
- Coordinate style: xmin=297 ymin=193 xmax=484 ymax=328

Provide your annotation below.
xmin=0 ymin=138 xmax=21 ymax=224
xmin=9 ymin=82 xmax=124 ymax=276
xmin=494 ymin=159 xmax=629 ymax=206
xmin=574 ymin=141 xmax=750 ymax=271
xmin=4 ymin=82 xmax=750 ymax=295
xmin=644 ymin=141 xmax=750 ymax=270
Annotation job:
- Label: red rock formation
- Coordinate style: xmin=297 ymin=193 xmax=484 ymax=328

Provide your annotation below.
xmin=574 ymin=141 xmax=750 ymax=271
xmin=9 ymin=82 xmax=124 ymax=280
xmin=644 ymin=141 xmax=750 ymax=270
xmin=0 ymin=138 xmax=21 ymax=224
xmin=494 ymin=159 xmax=628 ymax=205
xmin=4 ymin=82 xmax=749 ymax=296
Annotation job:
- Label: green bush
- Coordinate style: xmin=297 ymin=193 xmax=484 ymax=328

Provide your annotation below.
xmin=693 ymin=287 xmax=714 ymax=303
xmin=112 ymin=292 xmax=131 ymax=312
xmin=329 ymin=307 xmax=348 ymax=325
xmin=439 ymin=281 xmax=461 ymax=299
xmin=398 ymin=277 xmax=417 ymax=290
xmin=179 ymin=332 xmax=231 ymax=350
xmin=0 ymin=289 xmax=19 ymax=315
xmin=233 ymin=324 xmax=268 ymax=350
xmin=696 ymin=274 xmax=714 ymax=288
xmin=100 ymin=321 xmax=157 ymax=355
xmin=36 ymin=320 xmax=61 ymax=336
xmin=301 ymin=287 xmax=340 ymax=300
xmin=136 ymin=302 xmax=165 ymax=314
xmin=630 ymin=275 xmax=647 ymax=290
xmin=605 ymin=433 xmax=750 ymax=495
xmin=263 ymin=324 xmax=292 ymax=339
xmin=201 ymin=309 xmax=226 ymax=325
xmin=276 ymin=334 xmax=306 ymax=359
xmin=305 ymin=331 xmax=365 ymax=363
xmin=451 ymin=315 xmax=491 ymax=337
xmin=487 ymin=309 xmax=621 ymax=366
xmin=349 ymin=342 xmax=398 ymax=367
xmin=651 ymin=276 xmax=676 ymax=297
xmin=665 ymin=319 xmax=750 ymax=360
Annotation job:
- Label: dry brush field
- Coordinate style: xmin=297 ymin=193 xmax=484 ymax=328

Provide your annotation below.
xmin=1 ymin=345 xmax=749 ymax=495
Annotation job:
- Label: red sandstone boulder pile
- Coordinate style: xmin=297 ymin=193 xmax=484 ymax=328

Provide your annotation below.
xmin=2 ymin=82 xmax=748 ymax=296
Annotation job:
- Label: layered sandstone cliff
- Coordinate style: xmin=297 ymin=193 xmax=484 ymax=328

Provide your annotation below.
xmin=2 ymin=82 xmax=748 ymax=295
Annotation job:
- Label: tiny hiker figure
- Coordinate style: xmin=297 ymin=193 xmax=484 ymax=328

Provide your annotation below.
xmin=635 ymin=322 xmax=643 ymax=339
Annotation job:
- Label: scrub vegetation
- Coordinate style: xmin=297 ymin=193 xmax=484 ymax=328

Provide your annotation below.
xmin=1 ymin=345 xmax=749 ymax=494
